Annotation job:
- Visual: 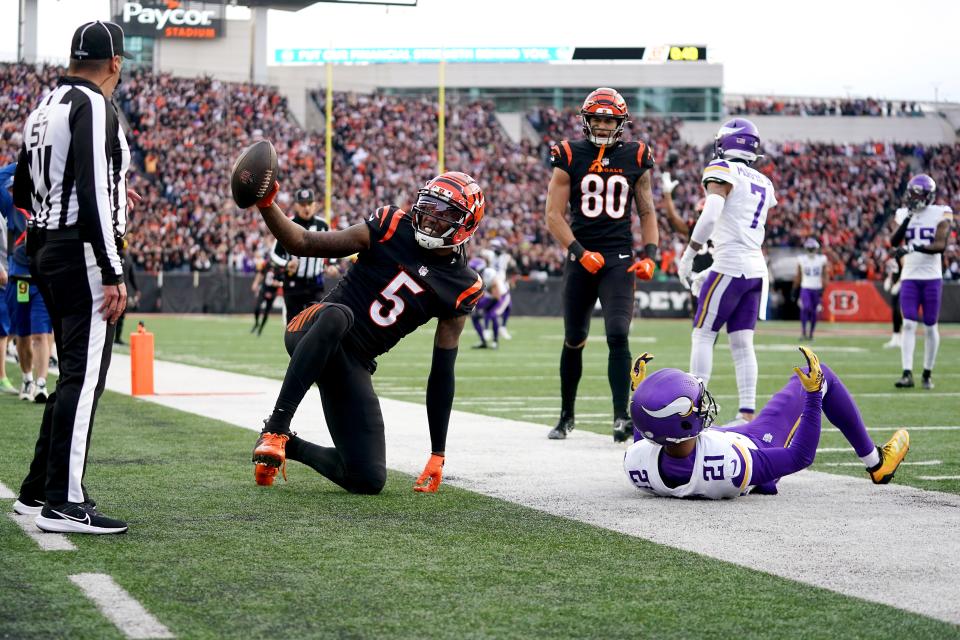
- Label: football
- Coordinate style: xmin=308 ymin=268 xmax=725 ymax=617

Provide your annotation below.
xmin=230 ymin=139 xmax=278 ymax=208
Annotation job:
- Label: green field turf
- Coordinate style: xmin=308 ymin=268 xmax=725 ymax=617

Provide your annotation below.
xmin=117 ymin=313 xmax=960 ymax=495
xmin=2 ymin=380 xmax=958 ymax=639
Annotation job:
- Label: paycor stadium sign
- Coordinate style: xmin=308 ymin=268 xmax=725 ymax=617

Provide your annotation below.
xmin=112 ymin=1 xmax=224 ymax=40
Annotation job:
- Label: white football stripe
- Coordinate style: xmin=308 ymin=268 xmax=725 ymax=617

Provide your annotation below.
xmin=69 ymin=573 xmax=174 ymax=639
xmin=917 ymin=476 xmax=960 ymax=481
xmin=819 ymin=460 xmax=942 ymax=467
xmin=0 ymin=481 xmax=15 ymax=499
xmin=7 ymin=514 xmax=77 ymax=551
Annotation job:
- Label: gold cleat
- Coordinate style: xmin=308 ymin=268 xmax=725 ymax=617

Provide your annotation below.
xmin=868 ymin=429 xmax=910 ymax=484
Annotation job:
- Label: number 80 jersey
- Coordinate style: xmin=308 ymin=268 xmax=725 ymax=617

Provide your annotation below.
xmin=623 ymin=430 xmax=758 ymax=499
xmin=324 ymin=205 xmax=484 ymax=367
xmin=550 ymin=139 xmax=654 ymax=253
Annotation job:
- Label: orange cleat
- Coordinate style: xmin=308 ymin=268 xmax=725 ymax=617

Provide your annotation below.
xmin=252 ymin=432 xmax=290 ymax=486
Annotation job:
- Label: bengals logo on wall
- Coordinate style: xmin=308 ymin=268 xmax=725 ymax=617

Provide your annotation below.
xmin=828 ymin=289 xmax=859 ymax=315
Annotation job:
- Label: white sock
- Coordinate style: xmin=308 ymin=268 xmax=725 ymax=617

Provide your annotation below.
xmin=22 ymin=372 xmax=32 ymax=383
xmin=690 ymin=328 xmax=718 ymax=385
xmin=729 ymin=330 xmax=758 ymax=413
xmin=923 ymin=324 xmax=940 ymax=371
xmin=36 ymin=378 xmax=46 ymax=388
xmin=900 ymin=319 xmax=918 ymax=371
xmin=860 ymin=448 xmax=881 ymax=469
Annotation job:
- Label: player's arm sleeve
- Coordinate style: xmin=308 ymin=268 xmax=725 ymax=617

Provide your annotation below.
xmin=426 ymin=314 xmax=467 ymax=454
xmin=12 ymin=145 xmax=34 ymax=211
xmin=689 ymin=192 xmax=725 ymax=247
xmin=549 ymin=141 xmax=573 ymax=173
xmin=890 ymin=210 xmax=911 ymax=247
xmin=72 ymin=96 xmax=123 ymax=285
xmin=745 ymin=391 xmax=822 ymax=486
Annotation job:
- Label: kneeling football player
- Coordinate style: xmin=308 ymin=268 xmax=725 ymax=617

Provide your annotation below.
xmin=623 ymin=349 xmax=910 ymax=499
xmin=241 ymin=170 xmax=486 ymax=494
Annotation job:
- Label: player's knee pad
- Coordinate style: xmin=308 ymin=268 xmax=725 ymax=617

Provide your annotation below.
xmin=564 ymin=333 xmax=588 ymax=349
xmin=605 ymin=331 xmax=629 ymax=353
xmin=728 ymin=329 xmax=755 ymax=352
xmin=347 ymin=465 xmax=387 ymax=496
xmin=691 ymin=327 xmax=718 ymax=346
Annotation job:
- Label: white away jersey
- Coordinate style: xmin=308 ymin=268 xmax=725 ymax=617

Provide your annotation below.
xmin=797 ymin=254 xmax=828 ymax=289
xmin=895 ymin=205 xmax=952 ymax=280
xmin=623 ymin=430 xmax=757 ymax=499
xmin=701 ymin=159 xmax=777 ymax=278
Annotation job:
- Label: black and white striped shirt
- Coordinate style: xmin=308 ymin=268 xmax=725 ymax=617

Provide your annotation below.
xmin=270 ymin=215 xmax=330 ymax=284
xmin=13 ymin=76 xmax=129 ymax=285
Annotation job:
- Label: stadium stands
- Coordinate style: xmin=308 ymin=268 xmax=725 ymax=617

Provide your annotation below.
xmin=1 ymin=62 xmax=957 ymax=282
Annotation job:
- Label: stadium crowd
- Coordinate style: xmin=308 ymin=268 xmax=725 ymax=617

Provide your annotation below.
xmin=1 ymin=62 xmax=957 ymax=283
xmin=726 ymin=97 xmax=925 ymax=117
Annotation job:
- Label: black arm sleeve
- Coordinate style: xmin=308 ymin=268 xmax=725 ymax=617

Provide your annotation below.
xmin=12 ymin=145 xmax=33 ymax=211
xmin=425 ymin=345 xmax=458 ymax=454
xmin=890 ymin=216 xmax=910 ymax=247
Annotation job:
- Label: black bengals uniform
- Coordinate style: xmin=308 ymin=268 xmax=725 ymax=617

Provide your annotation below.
xmin=550 ymin=138 xmax=655 ymax=254
xmin=271 ymin=205 xmax=483 ymax=494
xmin=550 ymin=137 xmax=655 ymax=427
xmin=251 ymin=260 xmax=283 ymax=335
xmin=322 ymin=204 xmax=484 ymax=370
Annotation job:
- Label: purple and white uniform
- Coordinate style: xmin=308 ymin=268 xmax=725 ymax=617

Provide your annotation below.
xmin=693 ymin=160 xmax=777 ymax=332
xmin=797 ymin=252 xmax=827 ymax=337
xmin=624 ymin=365 xmax=877 ymax=499
xmin=895 ymin=205 xmax=952 ymax=325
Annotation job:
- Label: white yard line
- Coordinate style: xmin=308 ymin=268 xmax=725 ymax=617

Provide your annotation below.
xmin=104 ymin=355 xmax=960 ymax=625
xmin=69 ymin=574 xmax=174 ymax=639
xmin=918 ymin=476 xmax=960 ymax=481
xmin=0 ymin=481 xmax=15 ymax=499
xmin=7 ymin=514 xmax=76 ymax=551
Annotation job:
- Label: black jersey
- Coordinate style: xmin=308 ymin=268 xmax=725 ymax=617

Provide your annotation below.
xmin=324 ymin=205 xmax=484 ymax=367
xmin=256 ymin=261 xmax=282 ymax=291
xmin=550 ymin=138 xmax=655 ymax=253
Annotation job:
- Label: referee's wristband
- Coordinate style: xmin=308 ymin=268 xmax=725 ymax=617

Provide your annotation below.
xmin=643 ymin=243 xmax=659 ymax=262
xmin=568 ymin=240 xmax=586 ymax=260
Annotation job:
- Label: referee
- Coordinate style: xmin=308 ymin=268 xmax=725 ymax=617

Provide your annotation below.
xmin=270 ymin=188 xmax=331 ymax=319
xmin=11 ymin=21 xmax=140 ymax=535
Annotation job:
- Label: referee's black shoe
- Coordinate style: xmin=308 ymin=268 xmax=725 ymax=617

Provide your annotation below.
xmin=36 ymin=502 xmax=128 ymax=535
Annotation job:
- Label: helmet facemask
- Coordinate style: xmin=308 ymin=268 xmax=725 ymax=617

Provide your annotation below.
xmin=581 ymin=113 xmax=627 ymax=146
xmin=412 ymin=194 xmax=469 ymax=250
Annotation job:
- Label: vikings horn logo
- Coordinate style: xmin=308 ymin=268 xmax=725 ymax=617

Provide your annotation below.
xmin=641 ymin=397 xmax=695 ymax=419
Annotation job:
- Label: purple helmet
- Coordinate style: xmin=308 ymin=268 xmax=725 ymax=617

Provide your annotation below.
xmin=630 ymin=368 xmax=718 ymax=445
xmin=714 ymin=118 xmax=761 ymax=163
xmin=803 ymin=237 xmax=820 ymax=252
xmin=905 ymin=174 xmax=936 ymax=211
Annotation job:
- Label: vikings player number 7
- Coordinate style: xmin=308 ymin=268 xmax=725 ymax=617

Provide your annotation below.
xmin=370 ymin=270 xmax=425 ymax=327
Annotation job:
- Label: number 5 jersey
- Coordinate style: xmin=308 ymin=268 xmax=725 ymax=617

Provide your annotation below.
xmin=323 ymin=205 xmax=484 ymax=369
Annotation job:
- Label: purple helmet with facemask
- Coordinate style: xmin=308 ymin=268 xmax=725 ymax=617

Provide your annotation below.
xmin=905 ymin=174 xmax=936 ymax=211
xmin=714 ymin=118 xmax=761 ymax=163
xmin=803 ymin=237 xmax=820 ymax=252
xmin=629 ymin=368 xmax=718 ymax=445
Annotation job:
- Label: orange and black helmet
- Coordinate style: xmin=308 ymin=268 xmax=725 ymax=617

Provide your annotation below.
xmin=580 ymin=88 xmax=629 ymax=146
xmin=412 ymin=172 xmax=485 ymax=250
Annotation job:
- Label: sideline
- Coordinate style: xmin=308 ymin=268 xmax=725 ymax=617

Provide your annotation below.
xmin=104 ymin=355 xmax=960 ymax=625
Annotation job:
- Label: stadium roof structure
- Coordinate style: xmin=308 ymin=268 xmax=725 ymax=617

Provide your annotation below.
xmin=235 ymin=0 xmax=417 ymax=8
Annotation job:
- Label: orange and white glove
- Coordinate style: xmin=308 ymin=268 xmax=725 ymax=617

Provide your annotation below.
xmin=569 ymin=240 xmax=604 ymax=274
xmin=413 ymin=453 xmax=445 ymax=493
xmin=257 ymin=180 xmax=280 ymax=209
xmin=627 ymin=258 xmax=655 ymax=280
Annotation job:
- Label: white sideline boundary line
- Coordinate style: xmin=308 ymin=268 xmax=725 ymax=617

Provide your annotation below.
xmin=7 ymin=514 xmax=77 ymax=551
xmin=103 ymin=354 xmax=960 ymax=626
xmin=0 ymin=480 xmax=15 ymax=499
xmin=69 ymin=573 xmax=174 ymax=639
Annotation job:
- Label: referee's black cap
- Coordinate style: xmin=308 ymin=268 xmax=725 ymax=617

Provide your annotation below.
xmin=71 ymin=21 xmax=134 ymax=61
xmin=295 ymin=188 xmax=315 ymax=204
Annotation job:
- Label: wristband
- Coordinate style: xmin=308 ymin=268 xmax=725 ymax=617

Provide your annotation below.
xmin=643 ymin=243 xmax=658 ymax=262
xmin=568 ymin=240 xmax=586 ymax=260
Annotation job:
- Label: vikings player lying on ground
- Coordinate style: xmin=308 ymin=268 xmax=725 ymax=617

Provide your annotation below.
xmin=623 ymin=349 xmax=910 ymax=499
